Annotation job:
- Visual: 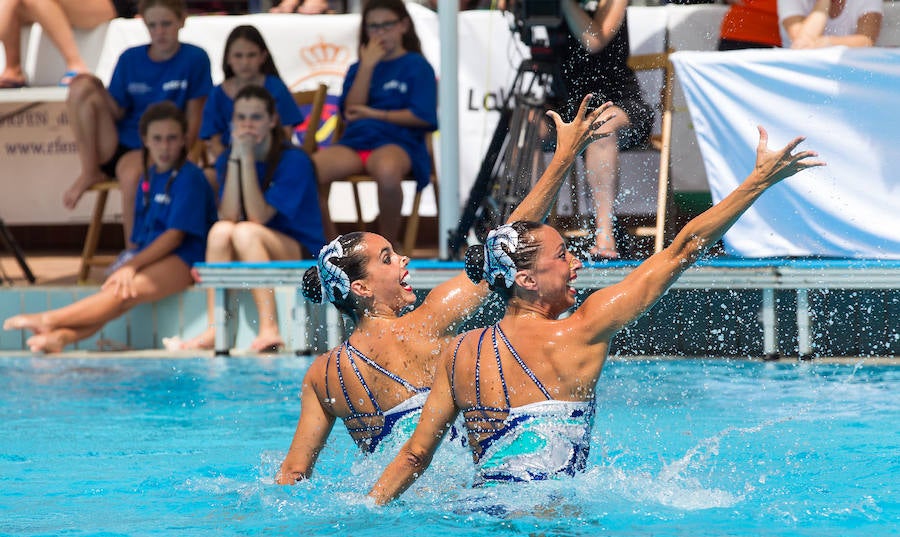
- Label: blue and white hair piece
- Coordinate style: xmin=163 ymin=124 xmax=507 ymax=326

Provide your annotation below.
xmin=483 ymin=224 xmax=519 ymax=288
xmin=318 ymin=237 xmax=351 ymax=304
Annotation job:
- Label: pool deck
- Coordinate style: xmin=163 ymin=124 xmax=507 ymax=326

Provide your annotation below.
xmin=1 ymin=252 xmax=898 ymax=359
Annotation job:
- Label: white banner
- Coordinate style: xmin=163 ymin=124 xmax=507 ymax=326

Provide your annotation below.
xmin=672 ymin=47 xmax=900 ymax=259
xmin=0 ymin=7 xmax=526 ymax=225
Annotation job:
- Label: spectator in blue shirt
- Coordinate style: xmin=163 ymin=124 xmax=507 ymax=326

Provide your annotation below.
xmin=169 ymin=85 xmax=325 ymax=353
xmin=3 ymin=102 xmax=217 ymax=353
xmin=313 ymin=0 xmax=437 ymax=253
xmin=63 ymin=0 xmax=212 ymax=252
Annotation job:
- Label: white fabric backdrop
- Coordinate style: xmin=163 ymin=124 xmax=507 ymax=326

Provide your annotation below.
xmin=672 ymin=47 xmax=900 ymax=259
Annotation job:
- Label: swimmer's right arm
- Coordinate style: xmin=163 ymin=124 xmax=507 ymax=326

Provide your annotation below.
xmin=508 ymin=94 xmax=615 ymax=225
xmin=417 ymin=95 xmax=617 ymax=332
xmin=369 ymin=353 xmax=459 ymax=504
xmin=276 ymin=362 xmax=336 ymax=484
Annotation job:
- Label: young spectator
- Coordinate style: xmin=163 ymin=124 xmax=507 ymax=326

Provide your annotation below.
xmin=2 ymin=102 xmax=217 ymax=353
xmin=556 ymin=0 xmax=653 ymax=259
xmin=0 ymin=0 xmax=116 ymax=88
xmin=200 ymin=24 xmax=303 ymax=171
xmin=779 ymin=0 xmax=882 ymax=49
xmin=63 ymin=0 xmax=212 ymax=254
xmin=169 ymin=85 xmax=325 ymax=353
xmin=313 ymin=0 xmax=437 ymax=253
xmin=719 ymin=0 xmax=782 ymax=50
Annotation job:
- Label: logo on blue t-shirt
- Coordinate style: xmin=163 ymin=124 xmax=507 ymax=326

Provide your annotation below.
xmin=383 ymin=80 xmax=408 ymax=94
xmin=154 ymin=193 xmax=171 ymax=205
xmin=127 ymin=82 xmax=152 ymax=95
xmin=162 ymin=79 xmax=189 ymax=91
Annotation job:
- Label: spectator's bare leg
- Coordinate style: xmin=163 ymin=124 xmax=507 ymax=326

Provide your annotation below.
xmin=177 ymin=221 xmax=239 ymax=350
xmin=232 ymin=222 xmax=301 ymax=352
xmin=366 ymin=144 xmax=411 ymax=253
xmin=115 ymin=150 xmax=143 ymax=249
xmin=583 ymin=136 xmax=620 ymax=258
xmin=0 ymin=2 xmax=27 ymax=86
xmin=312 ymin=145 xmax=365 ymax=241
xmin=64 ymin=74 xmax=120 ymax=208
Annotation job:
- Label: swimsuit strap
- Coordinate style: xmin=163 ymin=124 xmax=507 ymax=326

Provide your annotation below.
xmin=341 ymin=341 xmax=383 ymax=415
xmin=323 ymin=345 xmax=337 ymax=406
xmin=346 ymin=342 xmax=427 ymax=394
xmin=490 ymin=325 xmax=512 ymax=407
xmin=472 ymin=327 xmax=491 ymax=407
xmin=496 ymin=324 xmax=552 ymax=401
xmin=449 ymin=335 xmax=466 ymax=402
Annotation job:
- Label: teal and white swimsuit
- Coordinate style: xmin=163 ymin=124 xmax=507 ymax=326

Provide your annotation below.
xmin=325 ymin=341 xmax=429 ymax=454
xmin=452 ymin=324 xmax=595 ymax=485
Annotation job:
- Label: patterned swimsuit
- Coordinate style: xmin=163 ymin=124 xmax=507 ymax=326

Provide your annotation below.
xmin=452 ymin=324 xmax=595 ymax=485
xmin=325 ymin=341 xmax=429 ymax=454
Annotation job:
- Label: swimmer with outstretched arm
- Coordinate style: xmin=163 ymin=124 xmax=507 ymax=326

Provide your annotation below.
xmin=368 ymin=127 xmax=823 ymax=503
xmin=275 ymin=95 xmax=617 ymax=483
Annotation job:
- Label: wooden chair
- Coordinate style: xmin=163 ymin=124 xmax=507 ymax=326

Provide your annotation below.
xmin=78 ymin=179 xmax=120 ymax=283
xmin=625 ymin=49 xmax=676 ymax=254
xmin=293 ymin=83 xmax=329 ymax=154
xmin=331 ymin=116 xmax=438 ymax=256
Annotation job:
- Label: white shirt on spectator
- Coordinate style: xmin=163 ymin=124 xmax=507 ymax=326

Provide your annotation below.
xmin=777 ymin=0 xmax=883 ymax=47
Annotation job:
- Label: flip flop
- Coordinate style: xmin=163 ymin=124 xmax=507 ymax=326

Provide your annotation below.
xmin=0 ymin=77 xmax=27 ymax=89
xmin=59 ymin=70 xmax=78 ymax=87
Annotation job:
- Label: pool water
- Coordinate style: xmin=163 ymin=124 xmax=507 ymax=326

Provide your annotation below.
xmin=1 ymin=357 xmax=896 ymax=536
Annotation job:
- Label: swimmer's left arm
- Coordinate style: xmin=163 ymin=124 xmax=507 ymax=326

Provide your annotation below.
xmin=276 ymin=361 xmax=336 ymax=485
xmin=575 ymin=127 xmax=823 ymax=340
xmin=369 ymin=352 xmax=459 ymax=504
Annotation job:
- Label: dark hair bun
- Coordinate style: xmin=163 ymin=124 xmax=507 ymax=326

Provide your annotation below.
xmin=301 ymin=267 xmax=324 ymax=303
xmin=464 ymin=244 xmax=485 ymax=284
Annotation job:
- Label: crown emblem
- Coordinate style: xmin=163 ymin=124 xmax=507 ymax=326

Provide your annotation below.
xmin=300 ymin=38 xmax=351 ymax=71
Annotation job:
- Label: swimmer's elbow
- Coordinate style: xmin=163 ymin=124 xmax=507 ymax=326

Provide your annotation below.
xmin=399 ymin=444 xmax=434 ymax=474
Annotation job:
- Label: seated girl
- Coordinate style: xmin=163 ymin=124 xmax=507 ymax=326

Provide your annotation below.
xmin=3 ymin=102 xmax=217 ymax=353
xmin=170 ymin=85 xmax=326 ymax=352
xmin=313 ymin=0 xmax=437 ymax=252
xmin=63 ymin=0 xmax=212 ymax=252
xmin=200 ymin=24 xmax=304 ymax=172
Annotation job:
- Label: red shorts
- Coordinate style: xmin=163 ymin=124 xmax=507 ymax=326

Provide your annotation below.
xmin=356 ymin=149 xmax=373 ymax=167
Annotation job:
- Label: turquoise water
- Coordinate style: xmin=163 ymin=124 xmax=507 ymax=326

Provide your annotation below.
xmin=1 ymin=357 xmax=897 ymax=536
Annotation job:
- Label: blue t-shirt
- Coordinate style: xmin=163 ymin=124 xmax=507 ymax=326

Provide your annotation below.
xmin=214 ymin=147 xmax=325 ymax=257
xmin=337 ymin=52 xmax=437 ymax=189
xmin=200 ymin=75 xmax=304 ymax=147
xmin=108 ymin=43 xmax=213 ymax=149
xmin=131 ymin=161 xmax=217 ymax=266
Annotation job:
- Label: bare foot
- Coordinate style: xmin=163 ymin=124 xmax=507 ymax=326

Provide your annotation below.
xmin=3 ymin=313 xmax=49 ymax=333
xmin=250 ymin=331 xmax=285 ymax=353
xmin=63 ymin=172 xmax=106 ymax=210
xmin=587 ymin=246 xmax=620 ymax=261
xmin=26 ymin=331 xmax=69 ymax=353
xmin=269 ymin=0 xmax=298 ymax=12
xmin=164 ymin=327 xmax=216 ymax=351
xmin=297 ymin=0 xmax=329 ymax=14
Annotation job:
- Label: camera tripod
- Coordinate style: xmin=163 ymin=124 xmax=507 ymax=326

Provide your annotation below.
xmin=447 ymin=57 xmax=568 ymax=259
xmin=0 ymin=218 xmax=35 ymax=285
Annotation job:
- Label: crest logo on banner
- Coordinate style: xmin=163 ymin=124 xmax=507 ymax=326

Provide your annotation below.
xmin=291 ymin=38 xmax=351 ymax=91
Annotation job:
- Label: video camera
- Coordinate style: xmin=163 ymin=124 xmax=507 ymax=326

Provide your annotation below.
xmin=510 ymin=0 xmax=567 ymax=59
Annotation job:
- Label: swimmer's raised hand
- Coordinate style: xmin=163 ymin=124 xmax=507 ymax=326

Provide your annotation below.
xmin=752 ymin=126 xmax=825 ymax=187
